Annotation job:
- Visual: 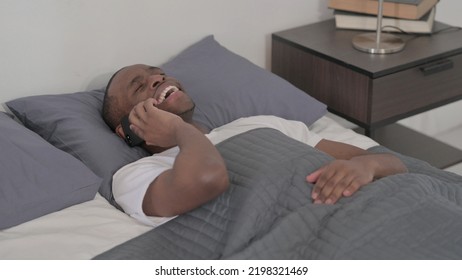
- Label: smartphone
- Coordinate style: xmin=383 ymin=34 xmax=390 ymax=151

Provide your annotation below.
xmin=120 ymin=115 xmax=144 ymax=147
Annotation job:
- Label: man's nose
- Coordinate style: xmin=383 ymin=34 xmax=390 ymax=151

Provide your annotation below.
xmin=148 ymin=74 xmax=165 ymax=88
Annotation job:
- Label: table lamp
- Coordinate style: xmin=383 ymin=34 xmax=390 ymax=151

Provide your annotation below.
xmin=352 ymin=0 xmax=405 ymax=54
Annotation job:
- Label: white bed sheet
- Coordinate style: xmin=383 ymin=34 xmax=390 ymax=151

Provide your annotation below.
xmin=0 ymin=115 xmax=378 ymax=260
xmin=310 ymin=115 xmax=378 ymax=150
xmin=0 ymin=193 xmax=151 ymax=260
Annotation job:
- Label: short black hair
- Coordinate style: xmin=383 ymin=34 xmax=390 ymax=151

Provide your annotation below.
xmin=102 ymin=68 xmax=124 ymax=131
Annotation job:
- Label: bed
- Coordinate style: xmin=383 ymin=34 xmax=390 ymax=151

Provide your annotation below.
xmin=1 ymin=35 xmax=462 ymax=260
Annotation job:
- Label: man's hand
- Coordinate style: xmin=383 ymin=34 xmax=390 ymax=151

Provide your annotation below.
xmin=128 ymin=98 xmax=182 ymax=148
xmin=307 ymin=157 xmax=374 ymax=204
xmin=310 ymin=139 xmax=408 ymax=204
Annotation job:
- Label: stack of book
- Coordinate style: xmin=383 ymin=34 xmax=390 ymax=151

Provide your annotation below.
xmin=328 ymin=0 xmax=439 ymax=34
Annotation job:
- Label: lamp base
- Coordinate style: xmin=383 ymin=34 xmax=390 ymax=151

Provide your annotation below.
xmin=352 ymin=33 xmax=405 ymax=54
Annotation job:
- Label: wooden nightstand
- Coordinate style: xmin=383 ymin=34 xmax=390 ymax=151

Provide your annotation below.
xmin=272 ymin=19 xmax=462 ymax=168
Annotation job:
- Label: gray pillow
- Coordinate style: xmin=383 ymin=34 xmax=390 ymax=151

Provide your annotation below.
xmin=0 ymin=112 xmax=101 ymax=229
xmin=162 ymin=35 xmax=327 ymax=131
xmin=6 ymin=90 xmax=149 ymax=209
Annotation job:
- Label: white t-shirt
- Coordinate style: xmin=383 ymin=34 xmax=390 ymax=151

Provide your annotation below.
xmin=113 ymin=115 xmax=377 ymax=227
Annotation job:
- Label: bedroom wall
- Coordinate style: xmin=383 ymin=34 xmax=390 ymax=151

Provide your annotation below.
xmin=0 ymin=0 xmax=460 ymax=136
xmin=0 ymin=0 xmax=330 ymax=103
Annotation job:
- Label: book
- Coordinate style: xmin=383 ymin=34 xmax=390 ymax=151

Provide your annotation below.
xmin=334 ymin=6 xmax=436 ymax=34
xmin=328 ymin=0 xmax=439 ymax=20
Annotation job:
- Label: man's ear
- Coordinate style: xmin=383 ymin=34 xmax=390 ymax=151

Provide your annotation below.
xmin=115 ymin=124 xmax=125 ymax=140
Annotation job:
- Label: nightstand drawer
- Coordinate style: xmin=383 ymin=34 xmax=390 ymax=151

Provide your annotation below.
xmin=371 ymin=53 xmax=462 ymax=124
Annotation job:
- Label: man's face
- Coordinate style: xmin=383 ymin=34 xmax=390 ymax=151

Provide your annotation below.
xmin=108 ymin=64 xmax=195 ymax=121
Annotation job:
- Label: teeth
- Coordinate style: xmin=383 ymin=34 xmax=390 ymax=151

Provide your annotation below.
xmin=157 ymin=86 xmax=179 ymax=104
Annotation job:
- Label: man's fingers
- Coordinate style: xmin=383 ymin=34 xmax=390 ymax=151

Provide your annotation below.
xmin=343 ymin=180 xmax=362 ymax=197
xmin=315 ymin=172 xmax=346 ymax=204
xmin=324 ymin=176 xmax=354 ymax=204
xmin=130 ymin=98 xmax=159 ymax=126
xmin=307 ymin=166 xmax=326 ymax=200
xmin=128 ymin=123 xmax=143 ymax=139
xmin=141 ymin=98 xmax=158 ymax=113
xmin=306 ymin=168 xmax=322 ymax=183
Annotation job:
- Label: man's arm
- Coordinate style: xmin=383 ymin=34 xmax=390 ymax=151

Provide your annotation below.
xmin=308 ymin=139 xmax=407 ymax=204
xmin=129 ymin=98 xmax=229 ymax=217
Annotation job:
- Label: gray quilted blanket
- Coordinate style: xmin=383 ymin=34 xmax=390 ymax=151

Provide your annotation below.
xmin=95 ymin=128 xmax=462 ymax=259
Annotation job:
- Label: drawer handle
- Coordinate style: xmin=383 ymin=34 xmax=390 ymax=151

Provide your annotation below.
xmin=420 ymin=59 xmax=454 ymax=76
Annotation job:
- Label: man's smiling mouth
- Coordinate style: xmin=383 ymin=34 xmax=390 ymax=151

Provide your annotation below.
xmin=157 ymin=85 xmax=179 ymax=104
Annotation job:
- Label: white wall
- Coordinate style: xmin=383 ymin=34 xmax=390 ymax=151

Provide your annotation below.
xmin=0 ymin=0 xmax=330 ymax=103
xmin=1 ymin=0 xmax=460 ymax=136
